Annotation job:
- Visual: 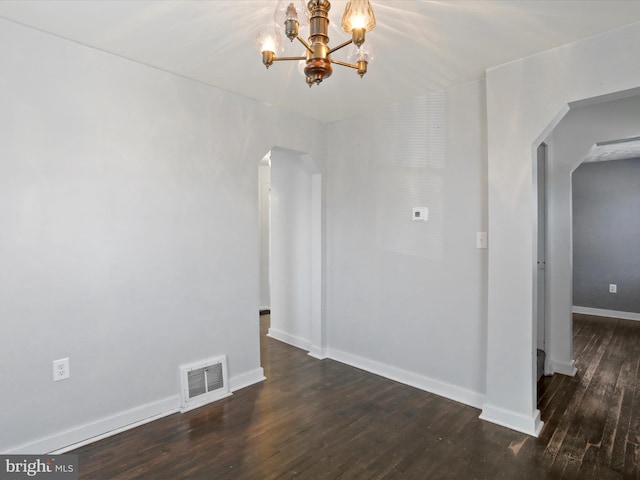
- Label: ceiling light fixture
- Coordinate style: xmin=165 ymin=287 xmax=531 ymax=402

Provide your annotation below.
xmin=255 ymin=0 xmax=377 ymax=87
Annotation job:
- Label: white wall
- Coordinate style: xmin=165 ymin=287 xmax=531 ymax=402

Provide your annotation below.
xmin=325 ymin=82 xmax=488 ymax=407
xmin=484 ymin=22 xmax=640 ymax=435
xmin=544 ymin=94 xmax=640 ymax=375
xmin=268 ymin=148 xmax=321 ymax=350
xmin=0 ymin=18 xmax=325 ymax=454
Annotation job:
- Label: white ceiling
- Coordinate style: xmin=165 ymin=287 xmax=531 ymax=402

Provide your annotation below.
xmin=1 ymin=1 xmax=640 ymax=123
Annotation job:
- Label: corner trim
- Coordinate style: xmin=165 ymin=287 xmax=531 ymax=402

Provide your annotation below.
xmin=327 ymin=347 xmax=484 ymax=409
xmin=549 ymin=358 xmax=577 ymax=377
xmin=308 ymin=346 xmax=328 ymax=360
xmin=573 ymin=306 xmax=640 ymax=322
xmin=267 ymin=328 xmax=311 ymax=351
xmin=479 ymin=404 xmax=543 ymax=437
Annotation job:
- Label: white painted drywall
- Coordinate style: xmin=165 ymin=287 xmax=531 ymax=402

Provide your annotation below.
xmin=0 ymin=18 xmax=325 ymax=453
xmin=268 ymin=148 xmax=321 ymax=351
xmin=544 ymin=94 xmax=640 ymax=375
xmin=484 ymin=22 xmax=640 ymax=435
xmin=325 ymin=81 xmax=488 ymax=407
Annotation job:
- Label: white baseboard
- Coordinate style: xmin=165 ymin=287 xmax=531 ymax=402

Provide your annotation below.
xmin=327 ymin=347 xmax=485 ymax=409
xmin=5 ymin=395 xmax=180 ymax=455
xmin=229 ymin=367 xmax=266 ymax=392
xmin=5 ymin=367 xmax=267 ymax=455
xmin=549 ymin=358 xmax=577 ymax=377
xmin=573 ymin=306 xmax=640 ymax=322
xmin=267 ymin=328 xmax=311 ymax=351
xmin=308 ymin=345 xmax=328 ymax=360
xmin=480 ymin=404 xmax=543 ymax=437
xmin=267 ymin=330 xmax=326 ymax=359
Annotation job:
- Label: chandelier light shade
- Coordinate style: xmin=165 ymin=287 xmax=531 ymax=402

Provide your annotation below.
xmin=348 ymin=42 xmax=375 ymax=63
xmin=255 ymin=0 xmax=377 ymax=87
xmin=347 ymin=41 xmax=375 ymax=77
xmin=341 ymin=0 xmax=376 ymax=47
xmin=274 ymin=0 xmax=310 ymax=28
xmin=254 ymin=23 xmax=284 ymax=67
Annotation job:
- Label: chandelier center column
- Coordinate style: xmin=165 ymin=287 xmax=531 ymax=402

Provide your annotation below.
xmin=304 ymin=0 xmax=333 ymax=85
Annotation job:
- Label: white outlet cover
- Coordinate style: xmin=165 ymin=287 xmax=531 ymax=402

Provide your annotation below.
xmin=53 ymin=358 xmax=70 ymax=381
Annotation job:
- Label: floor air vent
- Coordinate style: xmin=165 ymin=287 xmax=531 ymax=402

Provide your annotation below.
xmin=180 ymin=355 xmax=231 ymax=413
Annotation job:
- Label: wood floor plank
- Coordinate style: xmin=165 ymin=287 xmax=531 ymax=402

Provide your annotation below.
xmin=574 ymin=320 xmax=628 ymax=477
xmin=601 ymin=320 xmax=640 ymax=474
xmin=543 ymin=318 xmax=616 ymax=469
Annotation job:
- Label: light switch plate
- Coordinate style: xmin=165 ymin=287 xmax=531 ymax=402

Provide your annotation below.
xmin=476 ymin=232 xmax=488 ymax=249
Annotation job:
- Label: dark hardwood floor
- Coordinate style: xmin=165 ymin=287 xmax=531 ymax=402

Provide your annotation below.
xmin=73 ymin=314 xmax=640 ymax=479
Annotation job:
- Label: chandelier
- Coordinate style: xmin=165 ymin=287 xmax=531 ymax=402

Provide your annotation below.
xmin=255 ymin=0 xmax=376 ymax=87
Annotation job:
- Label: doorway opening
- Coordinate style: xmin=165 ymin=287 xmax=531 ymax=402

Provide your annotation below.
xmin=258 ymin=147 xmax=325 ymax=363
xmin=533 ymin=88 xmax=640 ymax=416
xmin=534 ymin=142 xmax=547 ymax=389
xmin=258 ymin=152 xmax=271 ymax=315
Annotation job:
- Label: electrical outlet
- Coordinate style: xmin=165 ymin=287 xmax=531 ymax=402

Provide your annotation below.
xmin=53 ymin=358 xmax=70 ymax=381
xmin=609 ymin=284 xmax=617 ymax=294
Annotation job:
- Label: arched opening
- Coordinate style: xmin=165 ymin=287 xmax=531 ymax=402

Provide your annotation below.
xmin=532 ymin=88 xmax=640 ymax=419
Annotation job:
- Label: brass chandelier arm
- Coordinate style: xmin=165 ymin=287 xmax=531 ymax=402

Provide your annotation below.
xmin=330 ymin=59 xmax=358 ymax=70
xmin=331 ymin=58 xmax=369 ymax=78
xmin=273 ymin=56 xmax=307 ymax=62
xmin=327 ymin=38 xmax=353 ymax=55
